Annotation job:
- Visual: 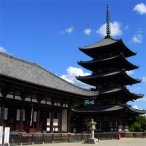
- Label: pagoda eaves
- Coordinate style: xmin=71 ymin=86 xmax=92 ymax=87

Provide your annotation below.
xmin=80 ymin=38 xmax=136 ymax=58
xmin=72 ymin=105 xmax=146 ymax=114
xmin=78 ymin=54 xmax=138 ymax=72
xmin=97 ymin=87 xmax=143 ymax=101
xmin=77 ymin=71 xmax=140 ymax=86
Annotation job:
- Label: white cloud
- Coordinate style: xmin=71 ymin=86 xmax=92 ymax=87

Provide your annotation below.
xmin=0 ymin=46 xmax=7 ymax=53
xmin=96 ymin=21 xmax=122 ymax=37
xmin=142 ymin=76 xmax=146 ymax=82
xmin=126 ymin=70 xmax=134 ymax=75
xmin=60 ymin=67 xmax=93 ymax=89
xmin=137 ymin=97 xmax=146 ymax=102
xmin=65 ymin=26 xmax=74 ymax=34
xmin=134 ymin=87 xmax=141 ymax=91
xmin=132 ymin=105 xmax=143 ymax=110
xmin=125 ymin=25 xmax=129 ymax=30
xmin=132 ymin=105 xmax=139 ymax=109
xmin=132 ymin=35 xmax=141 ymax=43
xmin=83 ymin=28 xmax=92 ymax=35
xmin=132 ymin=30 xmax=143 ymax=43
xmin=58 ymin=26 xmax=74 ymax=35
xmin=133 ymin=3 xmax=146 ymax=15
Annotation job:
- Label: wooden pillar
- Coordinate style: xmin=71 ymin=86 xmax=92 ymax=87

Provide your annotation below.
xmin=19 ymin=107 xmax=24 ymax=131
xmin=59 ymin=102 xmax=63 ymax=133
xmin=50 ymin=111 xmax=54 ymax=133
xmin=67 ymin=109 xmax=71 ymax=133
xmin=59 ymin=110 xmax=62 ymax=132
xmin=99 ymin=114 xmax=102 ymax=132
xmin=0 ymin=89 xmax=8 ymax=126
xmin=36 ymin=98 xmax=41 ymax=132
xmin=20 ymin=93 xmax=26 ymax=131
xmin=50 ymin=99 xmax=54 ymax=133
xmin=0 ymin=104 xmax=5 ymax=126
xmin=37 ymin=109 xmax=40 ymax=131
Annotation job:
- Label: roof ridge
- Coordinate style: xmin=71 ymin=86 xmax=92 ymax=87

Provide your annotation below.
xmin=0 ymin=52 xmax=38 ymax=67
xmin=80 ymin=37 xmax=119 ymax=50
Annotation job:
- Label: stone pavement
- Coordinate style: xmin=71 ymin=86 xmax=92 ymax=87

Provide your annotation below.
xmin=22 ymin=138 xmax=146 ymax=146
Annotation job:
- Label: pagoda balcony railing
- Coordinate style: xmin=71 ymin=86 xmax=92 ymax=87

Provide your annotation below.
xmin=97 ymin=86 xmax=122 ymax=93
xmin=95 ymin=52 xmax=118 ymax=60
xmin=94 ymin=68 xmax=124 ymax=76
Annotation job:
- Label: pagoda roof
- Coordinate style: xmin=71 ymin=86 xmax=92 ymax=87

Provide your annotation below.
xmin=72 ymin=104 xmax=146 ymax=114
xmin=77 ymin=71 xmax=140 ymax=86
xmin=82 ymin=38 xmax=117 ymax=49
xmin=0 ymin=52 xmax=98 ymax=98
xmin=72 ymin=105 xmax=123 ymax=113
xmin=128 ymin=106 xmax=146 ymax=114
xmin=80 ymin=38 xmax=136 ymax=58
xmin=98 ymin=87 xmax=143 ymax=100
xmin=78 ymin=55 xmax=138 ymax=72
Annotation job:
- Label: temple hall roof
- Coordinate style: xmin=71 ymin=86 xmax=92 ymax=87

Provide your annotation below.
xmin=0 ymin=52 xmax=98 ymax=97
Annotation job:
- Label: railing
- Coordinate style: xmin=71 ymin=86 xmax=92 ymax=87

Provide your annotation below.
xmin=10 ymin=133 xmax=90 ymax=145
xmin=10 ymin=132 xmax=146 ymax=145
xmin=95 ymin=133 xmax=115 ymax=140
xmin=120 ymin=132 xmax=146 ymax=138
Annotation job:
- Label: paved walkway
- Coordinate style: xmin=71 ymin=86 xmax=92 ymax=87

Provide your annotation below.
xmin=22 ymin=138 xmax=146 ymax=146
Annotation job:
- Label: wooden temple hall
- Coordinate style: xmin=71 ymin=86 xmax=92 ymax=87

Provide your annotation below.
xmin=0 ymin=5 xmax=146 ymax=134
xmin=0 ymin=52 xmax=98 ymax=133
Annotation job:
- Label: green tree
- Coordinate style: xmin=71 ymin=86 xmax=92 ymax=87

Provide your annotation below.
xmin=129 ymin=115 xmax=146 ymax=132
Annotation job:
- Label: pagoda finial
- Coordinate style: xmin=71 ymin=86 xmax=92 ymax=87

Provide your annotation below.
xmin=105 ymin=4 xmax=111 ymax=39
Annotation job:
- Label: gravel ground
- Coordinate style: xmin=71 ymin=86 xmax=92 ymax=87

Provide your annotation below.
xmin=20 ymin=138 xmax=146 ymax=146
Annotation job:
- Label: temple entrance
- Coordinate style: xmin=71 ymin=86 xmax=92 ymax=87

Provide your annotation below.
xmin=101 ymin=121 xmax=110 ymax=132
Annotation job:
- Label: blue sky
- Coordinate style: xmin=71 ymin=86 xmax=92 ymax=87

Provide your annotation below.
xmin=0 ymin=0 xmax=146 ymax=110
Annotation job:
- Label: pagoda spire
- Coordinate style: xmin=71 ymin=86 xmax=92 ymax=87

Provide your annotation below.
xmin=105 ymin=4 xmax=111 ymax=39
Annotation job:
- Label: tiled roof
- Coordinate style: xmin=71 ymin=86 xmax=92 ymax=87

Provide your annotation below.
xmin=72 ymin=104 xmax=146 ymax=114
xmin=81 ymin=38 xmax=117 ymax=49
xmin=0 ymin=52 xmax=98 ymax=97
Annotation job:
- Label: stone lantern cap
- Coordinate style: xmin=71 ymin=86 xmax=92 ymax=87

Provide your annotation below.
xmin=90 ymin=119 xmax=97 ymax=125
xmin=90 ymin=119 xmax=97 ymax=130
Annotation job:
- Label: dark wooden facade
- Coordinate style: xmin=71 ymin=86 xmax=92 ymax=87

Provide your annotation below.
xmin=0 ymin=75 xmax=71 ymax=133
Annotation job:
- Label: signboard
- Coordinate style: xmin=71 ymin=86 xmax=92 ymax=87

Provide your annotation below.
xmin=4 ymin=127 xmax=10 ymax=144
xmin=0 ymin=126 xmax=3 ymax=145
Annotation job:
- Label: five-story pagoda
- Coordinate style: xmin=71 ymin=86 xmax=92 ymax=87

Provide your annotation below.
xmin=74 ymin=5 xmax=146 ymax=132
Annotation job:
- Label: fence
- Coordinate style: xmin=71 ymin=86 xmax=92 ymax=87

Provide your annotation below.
xmin=10 ymin=133 xmax=90 ymax=145
xmin=10 ymin=132 xmax=146 ymax=145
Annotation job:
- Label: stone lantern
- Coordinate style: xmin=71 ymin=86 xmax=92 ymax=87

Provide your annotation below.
xmin=90 ymin=119 xmax=96 ymax=139
xmin=84 ymin=119 xmax=98 ymax=144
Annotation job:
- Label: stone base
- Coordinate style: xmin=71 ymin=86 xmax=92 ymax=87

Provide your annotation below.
xmin=84 ymin=138 xmax=99 ymax=144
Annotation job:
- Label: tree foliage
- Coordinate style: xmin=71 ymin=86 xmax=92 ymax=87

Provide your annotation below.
xmin=129 ymin=115 xmax=146 ymax=132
